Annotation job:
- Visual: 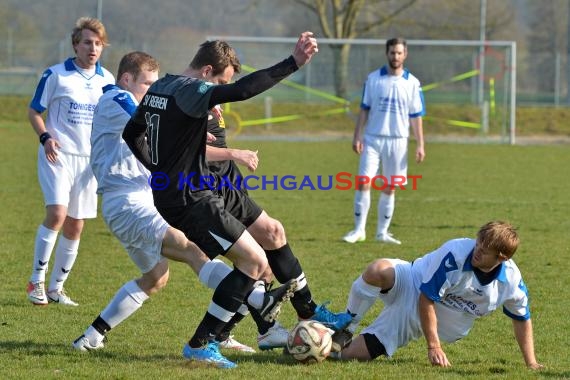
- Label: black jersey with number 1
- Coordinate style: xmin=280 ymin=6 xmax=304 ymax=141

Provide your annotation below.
xmin=123 ymin=56 xmax=300 ymax=209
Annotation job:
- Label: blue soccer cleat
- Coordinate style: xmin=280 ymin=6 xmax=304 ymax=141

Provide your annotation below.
xmin=310 ymin=301 xmax=353 ymax=331
xmin=182 ymin=341 xmax=237 ymax=369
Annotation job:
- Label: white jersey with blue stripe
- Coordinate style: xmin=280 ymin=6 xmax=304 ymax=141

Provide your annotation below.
xmin=361 ymin=65 xmax=425 ymax=138
xmin=30 ymin=58 xmax=114 ymax=156
xmin=90 ymin=85 xmax=150 ymax=194
xmin=412 ymin=238 xmax=530 ymax=342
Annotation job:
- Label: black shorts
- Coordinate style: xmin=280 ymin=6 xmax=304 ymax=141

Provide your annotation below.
xmin=157 ymin=190 xmax=246 ymax=259
xmin=218 ymin=186 xmax=263 ymax=228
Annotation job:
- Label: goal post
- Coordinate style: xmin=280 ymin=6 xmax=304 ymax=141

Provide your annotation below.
xmin=208 ymin=36 xmax=517 ymax=144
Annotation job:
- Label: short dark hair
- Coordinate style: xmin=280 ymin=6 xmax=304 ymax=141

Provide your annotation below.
xmin=117 ymin=51 xmax=160 ymax=80
xmin=386 ymin=37 xmax=407 ymax=53
xmin=190 ymin=40 xmax=241 ymax=76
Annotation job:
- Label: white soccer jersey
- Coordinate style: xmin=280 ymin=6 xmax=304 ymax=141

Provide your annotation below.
xmin=412 ymin=238 xmax=530 ymax=342
xmin=361 ymin=65 xmax=425 ymax=138
xmin=30 ymin=58 xmax=114 ymax=156
xmin=90 ymin=85 xmax=150 ymax=194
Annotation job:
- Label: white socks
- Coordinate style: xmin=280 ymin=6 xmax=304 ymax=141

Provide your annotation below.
xmin=346 ymin=275 xmax=380 ymax=333
xmin=85 ymin=280 xmax=149 ymax=346
xmin=246 ymin=281 xmax=266 ymax=309
xmin=198 ymin=259 xmax=232 ymax=289
xmin=376 ymin=193 xmax=395 ymax=236
xmin=100 ymin=280 xmax=149 ymax=330
xmin=354 ymin=190 xmax=371 ymax=232
xmin=30 ymin=225 xmax=58 ymax=283
xmin=48 ymin=236 xmax=79 ymax=292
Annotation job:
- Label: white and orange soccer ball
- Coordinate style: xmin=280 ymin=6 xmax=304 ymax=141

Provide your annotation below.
xmin=287 ymin=320 xmax=333 ymax=364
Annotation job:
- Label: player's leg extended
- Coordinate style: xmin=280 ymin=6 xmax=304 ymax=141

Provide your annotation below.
xmin=248 ymin=213 xmax=351 ymax=331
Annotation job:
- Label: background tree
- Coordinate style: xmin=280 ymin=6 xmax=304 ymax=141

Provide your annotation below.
xmin=294 ymin=0 xmax=418 ymax=98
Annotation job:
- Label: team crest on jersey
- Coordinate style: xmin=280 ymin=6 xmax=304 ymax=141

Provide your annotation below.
xmin=198 ymin=83 xmax=211 ymax=94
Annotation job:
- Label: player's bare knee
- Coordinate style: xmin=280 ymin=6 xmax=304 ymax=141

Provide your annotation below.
xmin=363 ymin=259 xmax=394 ymax=288
xmin=265 ymin=219 xmax=286 ymax=248
xmin=44 ymin=205 xmax=67 ymax=229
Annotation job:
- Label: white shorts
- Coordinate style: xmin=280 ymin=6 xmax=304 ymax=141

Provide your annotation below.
xmin=102 ymin=190 xmax=169 ymax=274
xmin=359 ymin=136 xmax=408 ymax=188
xmin=37 ymin=146 xmax=97 ymax=219
xmin=361 ymin=259 xmax=424 ymax=356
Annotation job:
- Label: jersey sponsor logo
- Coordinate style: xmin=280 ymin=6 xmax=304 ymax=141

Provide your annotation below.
xmin=69 ymin=102 xmax=96 ymax=112
xmin=443 ymin=293 xmax=484 ymax=316
xmin=142 ymin=94 xmax=168 ymax=110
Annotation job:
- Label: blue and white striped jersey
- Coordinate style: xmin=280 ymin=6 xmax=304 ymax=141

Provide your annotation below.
xmin=30 ymin=58 xmax=114 ymax=156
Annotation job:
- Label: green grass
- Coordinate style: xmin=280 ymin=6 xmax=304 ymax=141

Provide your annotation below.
xmin=1 ymin=117 xmax=570 ymax=379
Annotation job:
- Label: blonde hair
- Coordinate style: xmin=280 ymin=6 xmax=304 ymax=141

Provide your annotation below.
xmin=476 ymin=221 xmax=519 ymax=259
xmin=71 ymin=17 xmax=109 ymax=47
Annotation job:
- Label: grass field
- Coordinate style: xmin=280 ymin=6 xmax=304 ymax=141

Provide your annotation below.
xmin=1 ymin=122 xmax=569 ymax=379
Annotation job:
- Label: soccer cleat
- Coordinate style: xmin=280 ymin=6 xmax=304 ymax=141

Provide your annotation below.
xmin=310 ymin=301 xmax=353 ymax=331
xmin=330 ymin=328 xmax=353 ymax=353
xmin=182 ymin=341 xmax=237 ymax=369
xmin=47 ymin=288 xmax=79 ymax=306
xmin=375 ymin=232 xmax=401 ymax=245
xmin=258 ymin=279 xmax=298 ymax=322
xmin=219 ymin=335 xmax=255 ymax=353
xmin=342 ymin=230 xmax=366 ymax=243
xmin=257 ymin=321 xmax=289 ymax=351
xmin=72 ymin=335 xmax=105 ymax=352
xmin=27 ymin=281 xmax=48 ymax=305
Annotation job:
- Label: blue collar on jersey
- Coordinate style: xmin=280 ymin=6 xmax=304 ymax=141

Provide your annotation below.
xmin=102 ymin=84 xmax=120 ymax=93
xmin=64 ymin=57 xmax=105 ymax=76
xmin=379 ymin=65 xmax=410 ymax=79
xmin=463 ymin=251 xmax=508 ymax=283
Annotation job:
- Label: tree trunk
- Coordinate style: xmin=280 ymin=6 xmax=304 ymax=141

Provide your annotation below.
xmin=332 ymin=43 xmax=352 ymax=99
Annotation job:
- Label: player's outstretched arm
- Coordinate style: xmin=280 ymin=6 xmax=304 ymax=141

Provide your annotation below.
xmin=512 ymin=319 xmax=544 ymax=370
xmin=208 ymin=31 xmax=319 ymax=109
xmin=206 ymin=146 xmax=259 ymax=172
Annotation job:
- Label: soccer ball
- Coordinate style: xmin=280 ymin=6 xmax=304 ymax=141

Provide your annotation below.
xmin=287 ymin=320 xmax=333 ymax=364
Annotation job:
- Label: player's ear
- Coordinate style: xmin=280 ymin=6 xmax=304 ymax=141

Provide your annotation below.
xmin=497 ymin=252 xmax=509 ymax=262
xmin=201 ymin=65 xmax=213 ymax=79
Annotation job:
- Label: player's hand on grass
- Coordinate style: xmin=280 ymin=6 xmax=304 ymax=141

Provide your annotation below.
xmin=292 ymin=31 xmax=318 ymax=67
xmin=44 ymin=138 xmax=60 ymax=163
xmin=427 ymin=346 xmax=451 ymax=367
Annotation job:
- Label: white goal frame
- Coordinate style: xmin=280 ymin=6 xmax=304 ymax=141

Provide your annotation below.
xmin=208 ymin=36 xmax=517 ymax=145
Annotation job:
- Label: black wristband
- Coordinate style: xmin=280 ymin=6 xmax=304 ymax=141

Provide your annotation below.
xmin=39 ymin=132 xmax=52 ymax=145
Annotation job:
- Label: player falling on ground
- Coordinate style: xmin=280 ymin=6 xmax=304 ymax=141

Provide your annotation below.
xmin=331 ymin=221 xmax=543 ymax=370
